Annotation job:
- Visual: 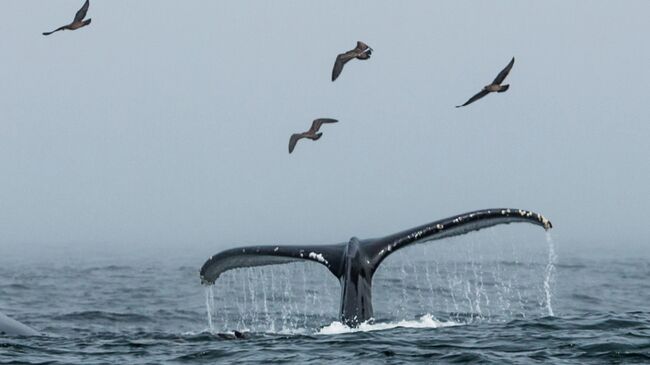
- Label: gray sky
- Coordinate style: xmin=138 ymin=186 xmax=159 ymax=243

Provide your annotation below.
xmin=1 ymin=1 xmax=649 ymax=255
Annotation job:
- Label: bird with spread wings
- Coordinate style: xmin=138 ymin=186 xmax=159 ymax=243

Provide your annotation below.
xmin=456 ymin=57 xmax=515 ymax=108
xmin=331 ymin=42 xmax=373 ymax=81
xmin=43 ymin=0 xmax=92 ymax=36
xmin=288 ymin=119 xmax=339 ymax=154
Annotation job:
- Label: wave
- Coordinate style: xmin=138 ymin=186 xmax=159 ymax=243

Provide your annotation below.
xmin=192 ymin=314 xmax=462 ymax=337
xmin=54 ymin=311 xmax=151 ymax=323
xmin=80 ymin=265 xmax=133 ymax=274
xmin=0 ymin=283 xmax=30 ymax=290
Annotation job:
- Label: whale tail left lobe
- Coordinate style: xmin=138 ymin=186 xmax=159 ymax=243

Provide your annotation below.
xmin=200 ymin=243 xmax=346 ymax=285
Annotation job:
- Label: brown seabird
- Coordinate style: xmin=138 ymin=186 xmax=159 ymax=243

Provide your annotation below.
xmin=43 ymin=0 xmax=92 ymax=36
xmin=331 ymin=42 xmax=373 ymax=81
xmin=288 ymin=119 xmax=338 ymax=154
xmin=456 ymin=57 xmax=515 ymax=108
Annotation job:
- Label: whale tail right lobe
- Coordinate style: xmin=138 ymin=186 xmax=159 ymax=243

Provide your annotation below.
xmin=363 ymin=208 xmax=551 ymax=274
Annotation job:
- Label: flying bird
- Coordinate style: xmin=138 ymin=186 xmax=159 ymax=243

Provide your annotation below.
xmin=456 ymin=57 xmax=515 ymax=108
xmin=288 ymin=119 xmax=338 ymax=154
xmin=331 ymin=41 xmax=373 ymax=81
xmin=43 ymin=0 xmax=92 ymax=36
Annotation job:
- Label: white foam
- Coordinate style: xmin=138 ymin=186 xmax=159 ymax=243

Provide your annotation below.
xmin=317 ymin=314 xmax=462 ymax=335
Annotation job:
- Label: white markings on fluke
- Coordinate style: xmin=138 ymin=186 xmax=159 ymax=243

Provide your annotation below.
xmin=308 ymin=252 xmax=329 ymax=265
xmin=539 ymin=215 xmax=552 ymax=230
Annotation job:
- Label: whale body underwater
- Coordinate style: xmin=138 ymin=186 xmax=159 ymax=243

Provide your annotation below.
xmin=200 ymin=208 xmax=553 ymax=327
xmin=0 ymin=311 xmax=39 ymax=337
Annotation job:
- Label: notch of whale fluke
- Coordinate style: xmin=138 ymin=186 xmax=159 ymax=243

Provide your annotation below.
xmin=199 ymin=208 xmax=552 ymax=327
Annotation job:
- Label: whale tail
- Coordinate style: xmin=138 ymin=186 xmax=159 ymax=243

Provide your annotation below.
xmin=199 ymin=208 xmax=552 ymax=326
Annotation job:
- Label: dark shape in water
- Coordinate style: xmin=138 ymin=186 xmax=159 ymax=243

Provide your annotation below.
xmin=0 ymin=310 xmax=39 ymax=336
xmin=456 ymin=57 xmax=515 ymax=108
xmin=43 ymin=0 xmax=92 ymax=36
xmin=288 ymin=118 xmax=338 ymax=153
xmin=331 ymin=41 xmax=373 ymax=81
xmin=200 ymin=208 xmax=552 ymax=328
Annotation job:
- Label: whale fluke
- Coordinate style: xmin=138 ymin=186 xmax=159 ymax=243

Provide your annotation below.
xmin=0 ymin=311 xmax=39 ymax=336
xmin=456 ymin=57 xmax=515 ymax=108
xmin=200 ymin=208 xmax=552 ymax=327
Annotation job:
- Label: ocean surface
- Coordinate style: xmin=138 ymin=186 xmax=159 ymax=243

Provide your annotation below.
xmin=1 ymin=228 xmax=650 ymax=364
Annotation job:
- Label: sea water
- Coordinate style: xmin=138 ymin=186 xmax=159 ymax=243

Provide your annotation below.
xmin=2 ymin=229 xmax=650 ymax=364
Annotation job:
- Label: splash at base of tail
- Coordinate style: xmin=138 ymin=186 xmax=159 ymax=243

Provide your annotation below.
xmin=200 ymin=208 xmax=552 ymax=328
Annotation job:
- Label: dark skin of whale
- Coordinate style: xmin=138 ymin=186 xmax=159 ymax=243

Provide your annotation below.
xmin=200 ymin=208 xmax=552 ymax=328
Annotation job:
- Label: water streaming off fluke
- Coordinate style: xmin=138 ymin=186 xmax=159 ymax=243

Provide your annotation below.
xmin=203 ymin=231 xmax=556 ymax=333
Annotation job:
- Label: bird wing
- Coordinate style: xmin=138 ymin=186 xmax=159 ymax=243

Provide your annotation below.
xmin=288 ymin=133 xmax=306 ymax=153
xmin=309 ymin=118 xmax=338 ymax=134
xmin=492 ymin=57 xmax=515 ymax=85
xmin=43 ymin=26 xmax=67 ymax=36
xmin=331 ymin=51 xmax=357 ymax=81
xmin=355 ymin=41 xmax=371 ymax=52
xmin=355 ymin=42 xmax=372 ymax=60
xmin=74 ymin=0 xmax=90 ymax=22
xmin=456 ymin=89 xmax=490 ymax=108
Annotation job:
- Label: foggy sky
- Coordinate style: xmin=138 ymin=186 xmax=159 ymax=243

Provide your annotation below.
xmin=1 ymin=1 xmax=649 ymax=256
